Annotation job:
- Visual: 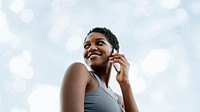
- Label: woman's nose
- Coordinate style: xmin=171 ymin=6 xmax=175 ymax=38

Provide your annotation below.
xmin=88 ymin=45 xmax=98 ymax=52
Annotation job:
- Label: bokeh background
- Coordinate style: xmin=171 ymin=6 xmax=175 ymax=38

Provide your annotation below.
xmin=0 ymin=0 xmax=200 ymax=112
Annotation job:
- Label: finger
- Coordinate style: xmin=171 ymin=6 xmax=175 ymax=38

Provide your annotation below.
xmin=113 ymin=54 xmax=128 ymax=62
xmin=111 ymin=54 xmax=127 ymax=63
xmin=120 ymin=54 xmax=128 ymax=62
xmin=109 ymin=57 xmax=126 ymax=65
xmin=110 ymin=58 xmax=126 ymax=67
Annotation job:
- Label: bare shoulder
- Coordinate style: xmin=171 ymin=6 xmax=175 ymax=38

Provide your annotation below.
xmin=67 ymin=62 xmax=88 ymax=72
xmin=61 ymin=62 xmax=90 ymax=111
xmin=64 ymin=62 xmax=89 ymax=80
xmin=61 ymin=62 xmax=91 ymax=94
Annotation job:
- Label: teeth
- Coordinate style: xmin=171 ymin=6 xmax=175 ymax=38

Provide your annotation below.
xmin=89 ymin=54 xmax=100 ymax=58
xmin=91 ymin=54 xmax=98 ymax=57
xmin=90 ymin=55 xmax=95 ymax=58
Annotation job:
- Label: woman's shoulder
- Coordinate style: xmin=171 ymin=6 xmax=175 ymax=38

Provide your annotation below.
xmin=68 ymin=62 xmax=87 ymax=68
xmin=66 ymin=62 xmax=88 ymax=72
xmin=63 ymin=62 xmax=91 ymax=83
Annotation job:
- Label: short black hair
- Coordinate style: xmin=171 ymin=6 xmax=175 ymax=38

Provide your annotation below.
xmin=85 ymin=27 xmax=120 ymax=51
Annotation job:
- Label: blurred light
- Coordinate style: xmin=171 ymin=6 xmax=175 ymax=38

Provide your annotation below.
xmin=0 ymin=0 xmax=2 ymax=8
xmin=59 ymin=0 xmax=78 ymax=8
xmin=78 ymin=12 xmax=94 ymax=25
xmin=69 ymin=25 xmax=83 ymax=36
xmin=9 ymin=0 xmax=25 ymax=13
xmin=10 ymin=107 xmax=28 ymax=112
xmin=10 ymin=34 xmax=20 ymax=48
xmin=190 ymin=0 xmax=200 ymax=14
xmin=0 ymin=10 xmax=8 ymax=44
xmin=147 ymin=22 xmax=162 ymax=38
xmin=177 ymin=62 xmax=190 ymax=89
xmin=9 ymin=50 xmax=34 ymax=79
xmin=133 ymin=20 xmax=169 ymax=41
xmin=20 ymin=9 xmax=34 ymax=23
xmin=192 ymin=25 xmax=200 ymax=59
xmin=0 ymin=94 xmax=1 ymax=106
xmin=51 ymin=0 xmax=62 ymax=12
xmin=65 ymin=0 xmax=78 ymax=7
xmin=151 ymin=91 xmax=165 ymax=103
xmin=113 ymin=2 xmax=129 ymax=15
xmin=3 ymin=79 xmax=13 ymax=95
xmin=132 ymin=0 xmax=153 ymax=17
xmin=175 ymin=8 xmax=188 ymax=21
xmin=21 ymin=50 xmax=32 ymax=64
xmin=28 ymin=84 xmax=60 ymax=112
xmin=48 ymin=15 xmax=71 ymax=41
xmin=132 ymin=77 xmax=147 ymax=94
xmin=65 ymin=35 xmax=82 ymax=52
xmin=129 ymin=61 xmax=140 ymax=77
xmin=0 ymin=10 xmax=20 ymax=48
xmin=158 ymin=0 xmax=180 ymax=9
xmin=51 ymin=0 xmax=78 ymax=12
xmin=142 ymin=49 xmax=171 ymax=77
xmin=129 ymin=61 xmax=147 ymax=94
xmin=13 ymin=78 xmax=26 ymax=93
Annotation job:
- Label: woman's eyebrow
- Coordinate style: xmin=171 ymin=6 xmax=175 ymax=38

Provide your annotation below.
xmin=84 ymin=38 xmax=106 ymax=44
xmin=95 ymin=38 xmax=106 ymax=41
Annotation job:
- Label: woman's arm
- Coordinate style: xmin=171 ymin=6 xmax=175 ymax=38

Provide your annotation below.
xmin=61 ymin=62 xmax=90 ymax=112
xmin=119 ymin=81 xmax=138 ymax=112
xmin=110 ymin=54 xmax=139 ymax=112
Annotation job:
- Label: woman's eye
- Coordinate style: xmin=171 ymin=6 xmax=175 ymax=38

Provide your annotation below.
xmin=84 ymin=44 xmax=90 ymax=49
xmin=97 ymin=41 xmax=104 ymax=45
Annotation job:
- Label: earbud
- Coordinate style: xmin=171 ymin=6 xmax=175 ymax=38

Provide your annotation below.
xmin=112 ymin=49 xmax=121 ymax=73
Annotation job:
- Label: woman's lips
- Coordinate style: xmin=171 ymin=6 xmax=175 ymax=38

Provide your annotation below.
xmin=89 ymin=54 xmax=100 ymax=59
xmin=87 ymin=53 xmax=102 ymax=58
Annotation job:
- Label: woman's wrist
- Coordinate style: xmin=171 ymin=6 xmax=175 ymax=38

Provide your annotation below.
xmin=118 ymin=79 xmax=131 ymax=88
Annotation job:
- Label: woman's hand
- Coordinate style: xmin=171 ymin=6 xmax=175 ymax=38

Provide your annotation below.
xmin=109 ymin=53 xmax=130 ymax=84
xmin=110 ymin=53 xmax=139 ymax=112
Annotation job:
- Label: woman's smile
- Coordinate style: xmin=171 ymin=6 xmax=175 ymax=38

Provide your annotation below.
xmin=87 ymin=52 xmax=102 ymax=59
xmin=89 ymin=54 xmax=100 ymax=59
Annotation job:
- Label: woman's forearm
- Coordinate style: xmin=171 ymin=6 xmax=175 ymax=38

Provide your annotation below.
xmin=120 ymin=81 xmax=139 ymax=112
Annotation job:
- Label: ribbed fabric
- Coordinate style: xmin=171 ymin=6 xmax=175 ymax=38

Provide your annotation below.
xmin=84 ymin=73 xmax=124 ymax=112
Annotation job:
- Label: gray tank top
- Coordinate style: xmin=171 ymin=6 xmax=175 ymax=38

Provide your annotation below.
xmin=84 ymin=73 xmax=125 ymax=112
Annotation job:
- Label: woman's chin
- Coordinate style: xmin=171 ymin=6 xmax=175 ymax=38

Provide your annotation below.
xmin=89 ymin=63 xmax=100 ymax=68
xmin=89 ymin=62 xmax=103 ymax=70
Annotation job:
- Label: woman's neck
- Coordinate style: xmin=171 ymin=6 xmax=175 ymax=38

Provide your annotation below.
xmin=92 ymin=64 xmax=112 ymax=87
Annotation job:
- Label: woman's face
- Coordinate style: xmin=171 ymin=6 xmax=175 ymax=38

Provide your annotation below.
xmin=83 ymin=32 xmax=113 ymax=69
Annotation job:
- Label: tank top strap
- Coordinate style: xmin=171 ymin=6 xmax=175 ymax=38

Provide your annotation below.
xmin=90 ymin=72 xmax=121 ymax=105
xmin=90 ymin=72 xmax=103 ymax=86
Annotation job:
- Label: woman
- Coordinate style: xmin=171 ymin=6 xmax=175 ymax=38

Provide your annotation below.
xmin=61 ymin=27 xmax=139 ymax=112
